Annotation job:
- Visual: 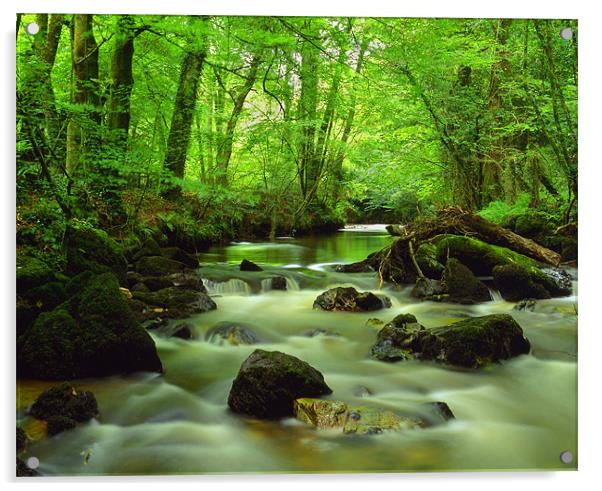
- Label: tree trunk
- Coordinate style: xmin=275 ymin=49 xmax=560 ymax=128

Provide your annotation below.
xmin=107 ymin=15 xmax=136 ymax=151
xmin=162 ymin=17 xmax=208 ymax=199
xmin=215 ymin=53 xmax=262 ymax=186
xmin=66 ymin=14 xmax=100 ymax=177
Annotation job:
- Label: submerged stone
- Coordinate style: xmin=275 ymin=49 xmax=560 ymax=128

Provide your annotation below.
xmin=313 ymin=286 xmax=392 ymax=312
xmin=228 ymin=349 xmax=332 ymax=419
xmin=206 ymin=321 xmax=260 ymax=345
xmin=293 ymin=398 xmax=423 ymax=435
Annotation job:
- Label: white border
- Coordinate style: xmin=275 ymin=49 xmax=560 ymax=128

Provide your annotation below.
xmin=3 ymin=0 xmax=601 ymax=489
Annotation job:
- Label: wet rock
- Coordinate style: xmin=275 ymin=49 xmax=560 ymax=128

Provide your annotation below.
xmin=271 ymin=276 xmax=287 ymax=290
xmin=125 ymin=271 xmax=144 ymax=289
xmin=493 ymin=265 xmax=551 ymax=301
xmin=133 ymin=287 xmax=216 ymax=316
xmin=46 ymin=415 xmax=78 ymax=436
xmin=334 ymin=262 xmax=374 ymax=273
xmin=313 ymin=287 xmax=392 ymax=312
xmin=365 ymin=318 xmax=385 ymax=331
xmin=143 ymin=316 xmax=169 ymax=330
xmin=30 ymin=383 xmax=98 ymax=423
xmin=514 ymin=299 xmax=538 ymax=312
xmin=352 ymin=385 xmax=373 ymax=397
xmin=421 ymin=401 xmax=455 ymax=424
xmin=17 ymin=273 xmax=163 ymax=379
xmin=303 ymin=328 xmax=340 ymax=337
xmin=132 ymin=282 xmax=150 ymax=293
xmin=206 ymin=321 xmax=260 ymax=345
xmin=442 ymin=258 xmax=491 ymax=304
xmin=294 ymin=398 xmax=423 ymax=435
xmin=161 ymin=247 xmax=200 ymax=269
xmin=169 ymin=272 xmax=204 ymax=291
xmin=370 ymin=313 xmax=530 ymax=368
xmin=135 ymin=255 xmax=187 ymax=277
xmin=133 ymin=238 xmax=162 ymax=261
xmin=16 ymin=255 xmax=55 ymax=295
xmin=142 ymin=276 xmax=174 ymax=291
xmin=411 ymin=277 xmax=443 ymax=299
xmin=64 ymin=222 xmax=128 ymax=282
xmin=370 ymin=314 xmax=422 ymax=362
xmin=172 ymin=322 xmax=193 ymax=340
xmin=228 ymin=349 xmax=332 ymax=419
xmin=415 ymin=243 xmax=445 ymax=279
xmin=240 ymin=259 xmax=263 ymax=271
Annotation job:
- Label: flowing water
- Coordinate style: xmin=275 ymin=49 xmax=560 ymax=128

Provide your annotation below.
xmin=17 ymin=225 xmax=578 ymax=475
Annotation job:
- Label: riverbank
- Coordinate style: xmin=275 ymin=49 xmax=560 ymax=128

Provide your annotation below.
xmin=17 ymin=224 xmax=577 ymax=474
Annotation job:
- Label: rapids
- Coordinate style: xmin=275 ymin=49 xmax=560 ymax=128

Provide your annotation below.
xmin=17 ymin=225 xmax=577 ymax=475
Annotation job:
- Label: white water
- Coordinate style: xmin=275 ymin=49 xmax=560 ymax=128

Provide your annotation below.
xmin=17 ymin=228 xmax=577 ymax=475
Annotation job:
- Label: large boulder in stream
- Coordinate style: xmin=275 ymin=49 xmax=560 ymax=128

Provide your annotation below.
xmin=17 ymin=272 xmax=163 ymax=380
xmin=228 ymin=349 xmax=332 ymax=419
xmin=313 ymin=287 xmax=392 ymax=312
xmin=294 ymin=398 xmax=423 ymax=435
xmin=205 ymin=321 xmax=260 ymax=346
xmin=370 ymin=313 xmax=530 ymax=368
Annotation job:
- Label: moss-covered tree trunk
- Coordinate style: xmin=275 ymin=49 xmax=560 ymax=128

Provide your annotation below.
xmin=162 ymin=17 xmax=209 ymax=199
xmin=66 ymin=14 xmax=101 ymax=177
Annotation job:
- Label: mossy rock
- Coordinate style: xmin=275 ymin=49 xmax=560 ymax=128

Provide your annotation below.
xmin=513 ymin=212 xmax=556 ymax=244
xmin=205 ymin=321 xmax=260 ymax=346
xmin=65 ymin=222 xmax=127 ymax=283
xmin=370 ymin=314 xmax=423 ymax=362
xmin=228 ymin=349 xmax=332 ymax=419
xmin=46 ymin=415 xmax=78 ymax=436
xmin=435 ymin=235 xmax=572 ymax=299
xmin=17 ymin=273 xmax=163 ymax=379
xmin=16 ymin=255 xmax=55 ymax=295
xmin=294 ymin=398 xmax=423 ymax=435
xmin=23 ymin=281 xmax=67 ymax=312
xmin=161 ymin=247 xmax=199 ymax=269
xmin=370 ymin=313 xmax=530 ymax=368
xmin=132 ymin=286 xmax=216 ymax=315
xmin=30 ymin=383 xmax=98 ymax=422
xmin=313 ymin=286 xmax=392 ymax=312
xmin=135 ymin=255 xmax=186 ymax=276
xmin=493 ymin=264 xmax=551 ymax=301
xmin=415 ymin=242 xmax=445 ymax=279
xmin=441 ymin=258 xmax=490 ymax=304
xmin=132 ymin=238 xmax=162 ymax=261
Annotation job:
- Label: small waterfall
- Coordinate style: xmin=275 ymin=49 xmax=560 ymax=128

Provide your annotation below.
xmin=260 ymin=276 xmax=300 ymax=292
xmin=489 ymin=288 xmax=503 ymax=302
xmin=202 ymin=278 xmax=251 ymax=296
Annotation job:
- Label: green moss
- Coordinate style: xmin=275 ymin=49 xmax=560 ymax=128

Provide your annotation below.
xmin=16 ymin=255 xmax=55 ymax=295
xmin=435 ymin=234 xmax=541 ymax=276
xmin=415 ymin=242 xmax=444 ymax=279
xmin=135 ymin=256 xmax=186 ymax=276
xmin=65 ymin=221 xmax=128 ymax=282
xmin=23 ymin=282 xmax=67 ymax=311
xmin=442 ymin=258 xmax=491 ymax=304
xmin=17 ymin=273 xmax=163 ymax=380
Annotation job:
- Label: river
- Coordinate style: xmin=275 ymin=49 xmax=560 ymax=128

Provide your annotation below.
xmin=17 ymin=225 xmax=578 ymax=475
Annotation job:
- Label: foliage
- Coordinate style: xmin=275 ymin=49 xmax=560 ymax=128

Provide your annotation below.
xmin=16 ymin=14 xmax=578 ymax=244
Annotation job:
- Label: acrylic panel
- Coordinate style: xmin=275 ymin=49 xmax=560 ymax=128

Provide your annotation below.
xmin=16 ymin=14 xmax=578 ymax=476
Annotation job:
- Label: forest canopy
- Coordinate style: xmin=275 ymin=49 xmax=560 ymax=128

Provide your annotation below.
xmin=16 ymin=14 xmax=578 ymax=258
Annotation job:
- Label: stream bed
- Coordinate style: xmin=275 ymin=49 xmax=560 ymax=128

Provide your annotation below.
xmin=17 ymin=225 xmax=578 ymax=475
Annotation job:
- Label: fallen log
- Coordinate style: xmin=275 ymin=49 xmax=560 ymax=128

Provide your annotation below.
xmin=396 ymin=207 xmax=561 ymax=267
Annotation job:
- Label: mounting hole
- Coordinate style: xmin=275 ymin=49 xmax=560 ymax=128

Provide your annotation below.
xmin=25 ymin=22 xmax=40 ymax=36
xmin=560 ymin=27 xmax=573 ymax=40
xmin=26 ymin=456 xmax=40 ymax=469
xmin=560 ymin=450 xmax=574 ymax=464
